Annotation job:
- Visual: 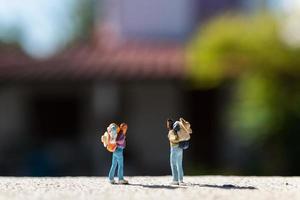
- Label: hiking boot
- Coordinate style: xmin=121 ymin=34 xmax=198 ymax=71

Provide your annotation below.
xmin=170 ymin=181 xmax=179 ymax=185
xmin=118 ymin=179 xmax=129 ymax=184
xmin=179 ymin=181 xmax=187 ymax=186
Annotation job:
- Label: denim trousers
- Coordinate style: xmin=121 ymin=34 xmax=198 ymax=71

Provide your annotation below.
xmin=170 ymin=146 xmax=183 ymax=182
xmin=108 ymin=147 xmax=124 ymax=180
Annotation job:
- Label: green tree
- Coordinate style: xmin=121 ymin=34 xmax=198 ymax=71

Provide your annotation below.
xmin=188 ymin=14 xmax=300 ymax=88
xmin=187 ymin=13 xmax=300 ymax=174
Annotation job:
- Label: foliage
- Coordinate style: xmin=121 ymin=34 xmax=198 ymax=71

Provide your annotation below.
xmin=187 ymin=13 xmax=300 ymax=88
xmin=187 ymin=12 xmax=300 ymax=145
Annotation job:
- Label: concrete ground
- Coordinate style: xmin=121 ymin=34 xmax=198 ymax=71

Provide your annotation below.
xmin=0 ymin=176 xmax=299 ymax=200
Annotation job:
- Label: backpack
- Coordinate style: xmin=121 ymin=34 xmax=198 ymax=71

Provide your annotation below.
xmin=101 ymin=132 xmax=117 ymax=152
xmin=178 ymin=140 xmax=190 ymax=150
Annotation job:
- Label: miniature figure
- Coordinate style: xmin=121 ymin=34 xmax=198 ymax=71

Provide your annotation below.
xmin=101 ymin=123 xmax=129 ymax=184
xmin=167 ymin=118 xmax=192 ymax=185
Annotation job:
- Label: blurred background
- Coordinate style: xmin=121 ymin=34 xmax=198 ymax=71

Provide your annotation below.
xmin=0 ymin=0 xmax=299 ymax=176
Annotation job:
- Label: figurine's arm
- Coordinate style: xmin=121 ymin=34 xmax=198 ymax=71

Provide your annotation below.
xmin=120 ymin=123 xmax=128 ymax=135
xmin=168 ymin=130 xmax=179 ymax=143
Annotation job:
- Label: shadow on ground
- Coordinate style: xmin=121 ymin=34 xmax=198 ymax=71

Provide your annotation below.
xmin=192 ymin=184 xmax=257 ymax=190
xmin=124 ymin=183 xmax=257 ymax=190
xmin=128 ymin=183 xmax=184 ymax=189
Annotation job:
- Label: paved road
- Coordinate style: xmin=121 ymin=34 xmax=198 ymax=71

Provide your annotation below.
xmin=0 ymin=176 xmax=299 ymax=200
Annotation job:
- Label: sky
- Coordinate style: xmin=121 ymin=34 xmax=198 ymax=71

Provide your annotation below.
xmin=282 ymin=0 xmax=300 ymax=12
xmin=280 ymin=0 xmax=300 ymax=47
xmin=0 ymin=0 xmax=299 ymax=58
xmin=0 ymin=0 xmax=79 ymax=58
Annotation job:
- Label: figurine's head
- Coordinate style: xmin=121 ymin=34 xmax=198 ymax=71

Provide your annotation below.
xmin=173 ymin=121 xmax=181 ymax=132
xmin=166 ymin=119 xmax=174 ymax=130
xmin=120 ymin=123 xmax=128 ymax=135
xmin=107 ymin=123 xmax=119 ymax=135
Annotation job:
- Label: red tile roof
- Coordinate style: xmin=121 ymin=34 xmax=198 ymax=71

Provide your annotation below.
xmin=0 ymin=39 xmax=185 ymax=81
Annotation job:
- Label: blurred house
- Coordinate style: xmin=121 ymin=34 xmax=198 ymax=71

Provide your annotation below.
xmin=0 ymin=0 xmax=253 ymax=176
xmin=0 ymin=36 xmax=186 ymax=176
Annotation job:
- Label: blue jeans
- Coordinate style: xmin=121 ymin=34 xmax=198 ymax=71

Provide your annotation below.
xmin=170 ymin=146 xmax=183 ymax=182
xmin=108 ymin=147 xmax=124 ymax=181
